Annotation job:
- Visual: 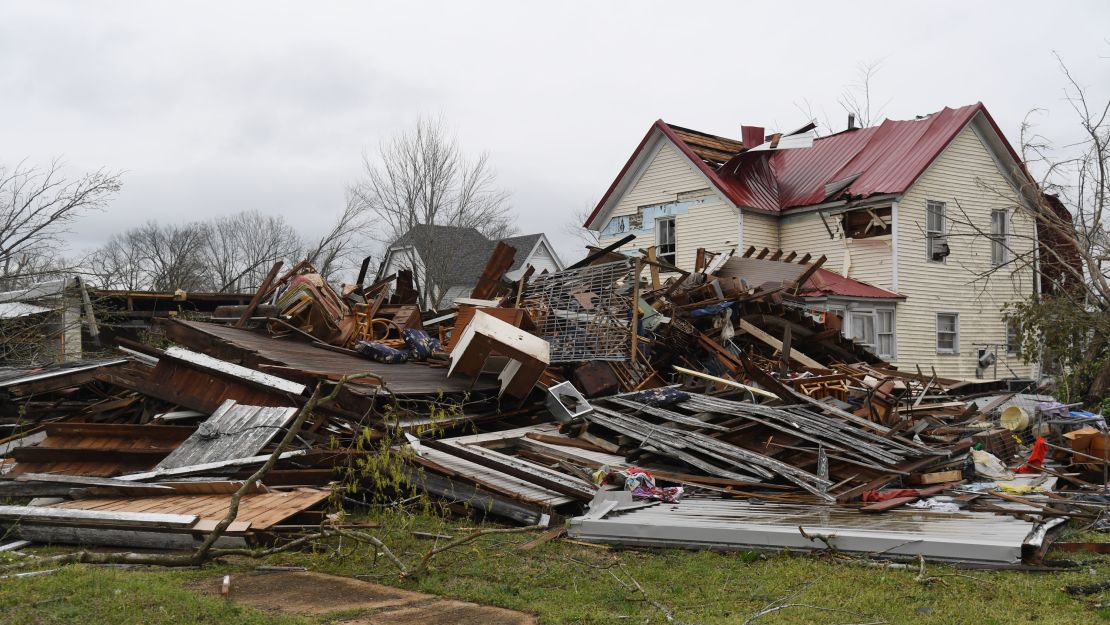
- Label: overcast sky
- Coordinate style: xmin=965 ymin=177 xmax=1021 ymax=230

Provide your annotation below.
xmin=2 ymin=1 xmax=1108 ymax=266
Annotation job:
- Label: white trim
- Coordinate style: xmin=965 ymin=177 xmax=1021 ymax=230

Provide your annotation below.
xmin=588 ymin=131 xmax=739 ymax=231
xmin=736 ymin=210 xmax=745 ymax=250
xmin=890 ymin=200 xmax=899 ymax=292
xmin=935 ymin=311 xmax=960 ymax=354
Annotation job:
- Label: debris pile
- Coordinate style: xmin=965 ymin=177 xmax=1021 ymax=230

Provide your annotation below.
xmin=0 ymin=241 xmax=1105 ymax=567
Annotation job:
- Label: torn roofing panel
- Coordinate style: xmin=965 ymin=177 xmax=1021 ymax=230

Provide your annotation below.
xmin=798 ymin=267 xmax=904 ymax=300
xmin=154 ymin=400 xmax=298 ymax=470
xmin=593 ymin=103 xmax=1020 ymax=220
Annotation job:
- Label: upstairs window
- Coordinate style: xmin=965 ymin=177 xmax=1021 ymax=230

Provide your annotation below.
xmin=656 ymin=217 xmax=676 ymax=266
xmin=936 ymin=313 xmax=959 ymax=353
xmin=991 ymin=209 xmax=1009 ymax=267
xmin=926 ymin=200 xmax=949 ymax=262
xmin=1006 ymin=318 xmax=1021 ymax=355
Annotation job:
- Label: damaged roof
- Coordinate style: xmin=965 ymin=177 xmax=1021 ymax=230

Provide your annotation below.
xmin=588 ymin=102 xmax=1026 ymax=225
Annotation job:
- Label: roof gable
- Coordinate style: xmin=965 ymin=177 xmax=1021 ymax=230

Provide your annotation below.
xmin=590 ymin=103 xmax=1030 ymax=221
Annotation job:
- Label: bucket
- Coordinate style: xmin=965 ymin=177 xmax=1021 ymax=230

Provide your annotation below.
xmin=1000 ymin=406 xmax=1030 ymax=431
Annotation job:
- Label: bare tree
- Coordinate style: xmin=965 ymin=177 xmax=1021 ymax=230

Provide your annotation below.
xmin=352 ymin=116 xmax=516 ymax=246
xmin=0 ymin=160 xmax=122 ymax=289
xmin=564 ymin=202 xmax=600 ymax=254
xmin=946 ymin=52 xmax=1109 ymax=402
xmin=91 ymin=221 xmax=211 ymax=292
xmin=204 ymin=210 xmax=301 ymax=292
xmin=838 ymin=60 xmax=890 ymax=129
xmin=301 ymin=192 xmax=372 ymax=283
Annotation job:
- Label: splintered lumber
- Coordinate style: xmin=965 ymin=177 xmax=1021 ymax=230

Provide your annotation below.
xmin=737 ymin=319 xmax=822 ymax=369
xmin=908 ymin=470 xmax=963 ymax=485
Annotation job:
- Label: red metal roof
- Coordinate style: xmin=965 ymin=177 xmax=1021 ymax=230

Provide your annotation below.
xmin=797 ymin=268 xmax=905 ymax=300
xmin=717 ymin=104 xmax=989 ymax=212
xmin=587 ymin=103 xmax=1026 ymax=225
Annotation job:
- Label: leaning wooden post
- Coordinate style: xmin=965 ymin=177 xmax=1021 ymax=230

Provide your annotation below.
xmin=630 ymin=258 xmax=643 ymax=364
xmin=235 ymin=261 xmax=283 ymax=328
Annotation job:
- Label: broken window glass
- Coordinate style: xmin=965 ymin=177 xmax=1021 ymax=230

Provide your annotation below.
xmin=926 ymin=200 xmax=948 ymax=262
xmin=656 ymin=217 xmax=676 ymax=265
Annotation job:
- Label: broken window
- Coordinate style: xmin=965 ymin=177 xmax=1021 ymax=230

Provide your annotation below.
xmin=656 ymin=217 xmax=676 ymax=265
xmin=842 ymin=207 xmax=892 ymax=239
xmin=936 ymin=313 xmax=959 ymax=353
xmin=991 ymin=209 xmax=1008 ymax=267
xmin=926 ymin=200 xmax=949 ymax=262
xmin=849 ymin=311 xmax=876 ymax=349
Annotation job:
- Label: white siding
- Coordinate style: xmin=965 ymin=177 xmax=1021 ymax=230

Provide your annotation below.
xmin=596 ymin=141 xmax=739 ymax=270
xmin=780 ymin=211 xmax=894 ymax=290
xmin=742 ymin=211 xmax=781 ymax=251
xmin=893 ymin=124 xmax=1037 ymax=379
xmin=524 ymin=243 xmax=561 ymax=274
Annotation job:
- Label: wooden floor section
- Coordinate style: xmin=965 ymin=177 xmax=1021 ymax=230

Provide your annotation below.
xmin=51 ymin=487 xmax=329 ymax=529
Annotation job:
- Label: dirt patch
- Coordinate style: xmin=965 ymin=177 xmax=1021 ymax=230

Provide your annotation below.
xmin=209 ymin=571 xmax=428 ymax=614
xmin=343 ymin=599 xmax=536 ymax=625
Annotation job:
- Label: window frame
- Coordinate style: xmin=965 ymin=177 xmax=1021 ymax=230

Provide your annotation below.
xmin=848 ymin=310 xmax=877 ymax=351
xmin=876 ymin=309 xmax=896 ymax=360
xmin=1006 ymin=318 xmax=1021 ymax=356
xmin=926 ymin=200 xmax=947 ymax=263
xmin=990 ymin=208 xmax=1009 ymax=268
xmin=655 ymin=216 xmax=676 ymax=266
xmin=935 ymin=312 xmax=960 ymax=354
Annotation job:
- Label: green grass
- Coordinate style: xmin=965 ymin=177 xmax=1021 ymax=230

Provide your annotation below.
xmin=3 ymin=510 xmax=1110 ymax=625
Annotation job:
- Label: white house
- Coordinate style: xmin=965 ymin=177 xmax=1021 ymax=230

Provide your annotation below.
xmin=585 ymin=104 xmax=1044 ymax=380
xmin=379 ymin=224 xmax=563 ymax=309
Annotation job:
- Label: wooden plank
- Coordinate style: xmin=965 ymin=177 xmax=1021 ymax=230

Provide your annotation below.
xmin=0 ymin=505 xmax=197 ymax=528
xmin=737 ymin=319 xmax=823 ymax=369
xmin=236 ymin=261 xmax=283 ymax=328
xmin=908 ymin=470 xmax=963 ymax=485
xmin=471 ymin=241 xmax=517 ymax=299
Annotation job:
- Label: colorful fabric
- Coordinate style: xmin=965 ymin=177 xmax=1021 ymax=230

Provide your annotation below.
xmin=689 ymin=301 xmax=735 ymax=318
xmin=593 ymin=466 xmax=683 ymax=503
xmin=1017 ymin=436 xmax=1048 ymax=473
xmin=353 ymin=341 xmax=408 ymax=364
xmin=402 ymin=329 xmax=441 ymax=361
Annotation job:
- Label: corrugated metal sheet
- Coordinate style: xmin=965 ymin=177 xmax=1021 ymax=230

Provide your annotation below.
xmin=569 ymin=495 xmax=1038 ymax=564
xmin=715 ymin=257 xmax=903 ymax=300
xmin=719 ymin=105 xmax=983 ymax=211
xmin=155 ymin=400 xmax=298 ymax=470
xmin=798 ymin=268 xmax=904 ymax=299
xmin=0 ymin=302 xmax=52 ymax=319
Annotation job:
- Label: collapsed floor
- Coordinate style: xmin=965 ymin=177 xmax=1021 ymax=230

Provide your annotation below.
xmin=0 ymin=241 xmax=1105 ymax=567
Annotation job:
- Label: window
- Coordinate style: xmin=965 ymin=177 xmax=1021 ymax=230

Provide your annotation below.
xmin=876 ymin=309 xmax=895 ymax=359
xmin=991 ymin=209 xmax=1008 ymax=267
xmin=926 ymin=200 xmax=949 ymax=262
xmin=850 ymin=311 xmax=876 ymax=349
xmin=845 ymin=308 xmax=895 ymax=359
xmin=936 ymin=313 xmax=959 ymax=353
xmin=656 ymin=217 xmax=676 ymax=265
xmin=1006 ymin=318 xmax=1021 ymax=355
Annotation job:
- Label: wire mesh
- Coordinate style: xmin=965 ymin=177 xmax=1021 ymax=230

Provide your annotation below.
xmin=520 ymin=259 xmax=636 ymax=363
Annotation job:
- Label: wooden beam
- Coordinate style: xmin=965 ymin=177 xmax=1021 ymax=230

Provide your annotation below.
xmin=236 ymin=261 xmax=283 ymax=328
xmin=737 ymin=319 xmax=823 ymax=369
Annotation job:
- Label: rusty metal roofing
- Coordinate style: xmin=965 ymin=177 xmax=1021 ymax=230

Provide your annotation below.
xmin=798 ymin=267 xmax=904 ymax=300
xmin=718 ymin=104 xmax=987 ymax=211
xmin=588 ymin=103 xmax=1023 ymax=224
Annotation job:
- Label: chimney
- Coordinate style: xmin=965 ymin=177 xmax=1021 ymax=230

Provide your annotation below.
xmin=847 ymin=113 xmax=857 ymax=130
xmin=741 ymin=125 xmax=765 ymax=149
